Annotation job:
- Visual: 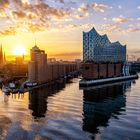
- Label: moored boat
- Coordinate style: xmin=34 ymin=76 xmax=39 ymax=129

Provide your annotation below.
xmin=9 ymin=82 xmax=16 ymax=89
xmin=26 ymin=82 xmax=38 ymax=87
xmin=11 ymin=89 xmax=19 ymax=94
xmin=2 ymin=85 xmax=11 ymax=93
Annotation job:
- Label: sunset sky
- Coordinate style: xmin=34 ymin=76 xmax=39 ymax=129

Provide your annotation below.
xmin=0 ymin=0 xmax=140 ymax=60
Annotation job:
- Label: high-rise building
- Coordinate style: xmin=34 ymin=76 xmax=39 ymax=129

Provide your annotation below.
xmin=28 ymin=45 xmax=47 ymax=83
xmin=83 ymin=27 xmax=126 ymax=63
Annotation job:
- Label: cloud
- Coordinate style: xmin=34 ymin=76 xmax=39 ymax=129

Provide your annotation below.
xmin=91 ymin=3 xmax=109 ymax=12
xmin=0 ymin=20 xmax=49 ymax=36
xmin=11 ymin=11 xmax=36 ymax=20
xmin=16 ymin=21 xmax=49 ymax=33
xmin=0 ymin=0 xmax=10 ymax=10
xmin=64 ymin=23 xmax=94 ymax=31
xmin=12 ymin=2 xmax=69 ymax=19
xmin=0 ymin=0 xmax=70 ymax=36
xmin=0 ymin=27 xmax=16 ymax=36
xmin=99 ymin=24 xmax=122 ymax=34
xmin=74 ymin=13 xmax=89 ymax=19
xmin=78 ymin=2 xmax=109 ymax=13
xmin=0 ymin=0 xmax=10 ymax=18
xmin=99 ymin=23 xmax=140 ymax=35
xmin=137 ymin=6 xmax=140 ymax=9
xmin=112 ymin=16 xmax=129 ymax=23
xmin=26 ymin=22 xmax=48 ymax=33
xmin=103 ymin=17 xmax=107 ymax=20
xmin=78 ymin=3 xmax=90 ymax=12
xmin=48 ymin=23 xmax=94 ymax=32
xmin=55 ymin=0 xmax=64 ymax=3
xmin=118 ymin=5 xmax=122 ymax=9
xmin=127 ymin=27 xmax=140 ymax=33
xmin=0 ymin=11 xmax=8 ymax=18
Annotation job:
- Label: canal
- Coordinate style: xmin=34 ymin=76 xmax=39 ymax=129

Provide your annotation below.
xmin=0 ymin=75 xmax=140 ymax=140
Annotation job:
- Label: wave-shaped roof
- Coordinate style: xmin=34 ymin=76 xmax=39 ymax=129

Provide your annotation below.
xmin=84 ymin=27 xmax=125 ymax=47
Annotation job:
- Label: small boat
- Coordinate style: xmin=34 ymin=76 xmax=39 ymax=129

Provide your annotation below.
xmin=26 ymin=82 xmax=38 ymax=87
xmin=18 ymin=88 xmax=27 ymax=93
xmin=9 ymin=83 xmax=16 ymax=89
xmin=2 ymin=85 xmax=11 ymax=93
xmin=11 ymin=89 xmax=19 ymax=94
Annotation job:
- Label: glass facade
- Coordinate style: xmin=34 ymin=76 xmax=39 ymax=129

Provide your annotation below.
xmin=83 ymin=27 xmax=126 ymax=63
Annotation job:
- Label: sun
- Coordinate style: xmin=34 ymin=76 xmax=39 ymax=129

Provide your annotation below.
xmin=13 ymin=45 xmax=26 ymax=56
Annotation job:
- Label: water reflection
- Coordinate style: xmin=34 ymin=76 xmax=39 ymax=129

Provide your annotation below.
xmin=82 ymin=82 xmax=131 ymax=136
xmin=2 ymin=78 xmax=139 ymax=140
xmin=29 ymin=80 xmax=66 ymax=119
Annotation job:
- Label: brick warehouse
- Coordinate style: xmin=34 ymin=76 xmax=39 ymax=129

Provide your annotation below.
xmin=82 ymin=63 xmax=123 ymax=80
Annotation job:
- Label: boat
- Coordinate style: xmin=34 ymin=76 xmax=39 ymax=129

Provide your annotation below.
xmin=9 ymin=83 xmax=16 ymax=89
xmin=2 ymin=85 xmax=11 ymax=93
xmin=26 ymin=82 xmax=38 ymax=87
xmin=18 ymin=88 xmax=27 ymax=93
xmin=11 ymin=89 xmax=19 ymax=94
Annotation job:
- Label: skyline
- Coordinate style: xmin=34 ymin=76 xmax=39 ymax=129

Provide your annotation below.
xmin=0 ymin=0 xmax=140 ymax=60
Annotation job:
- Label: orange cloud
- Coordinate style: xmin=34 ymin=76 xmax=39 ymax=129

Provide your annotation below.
xmin=0 ymin=0 xmax=70 ymax=36
xmin=11 ymin=11 xmax=36 ymax=20
xmin=0 ymin=27 xmax=16 ymax=36
xmin=0 ymin=0 xmax=10 ymax=10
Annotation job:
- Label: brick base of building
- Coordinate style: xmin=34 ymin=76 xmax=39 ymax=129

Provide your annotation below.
xmin=82 ymin=63 xmax=123 ymax=80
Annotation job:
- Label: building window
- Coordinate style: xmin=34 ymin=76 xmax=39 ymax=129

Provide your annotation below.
xmin=85 ymin=66 xmax=89 ymax=70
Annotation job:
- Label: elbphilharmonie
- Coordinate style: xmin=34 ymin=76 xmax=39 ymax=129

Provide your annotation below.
xmin=83 ymin=27 xmax=126 ymax=63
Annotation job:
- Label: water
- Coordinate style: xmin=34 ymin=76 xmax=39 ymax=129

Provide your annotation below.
xmin=0 ymin=77 xmax=140 ymax=140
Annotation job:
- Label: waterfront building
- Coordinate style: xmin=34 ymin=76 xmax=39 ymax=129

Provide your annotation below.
xmin=28 ymin=45 xmax=47 ymax=83
xmin=83 ymin=27 xmax=126 ymax=63
xmin=28 ymin=46 xmax=79 ymax=84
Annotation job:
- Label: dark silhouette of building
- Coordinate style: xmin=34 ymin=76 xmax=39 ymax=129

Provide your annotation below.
xmin=0 ymin=44 xmax=5 ymax=65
